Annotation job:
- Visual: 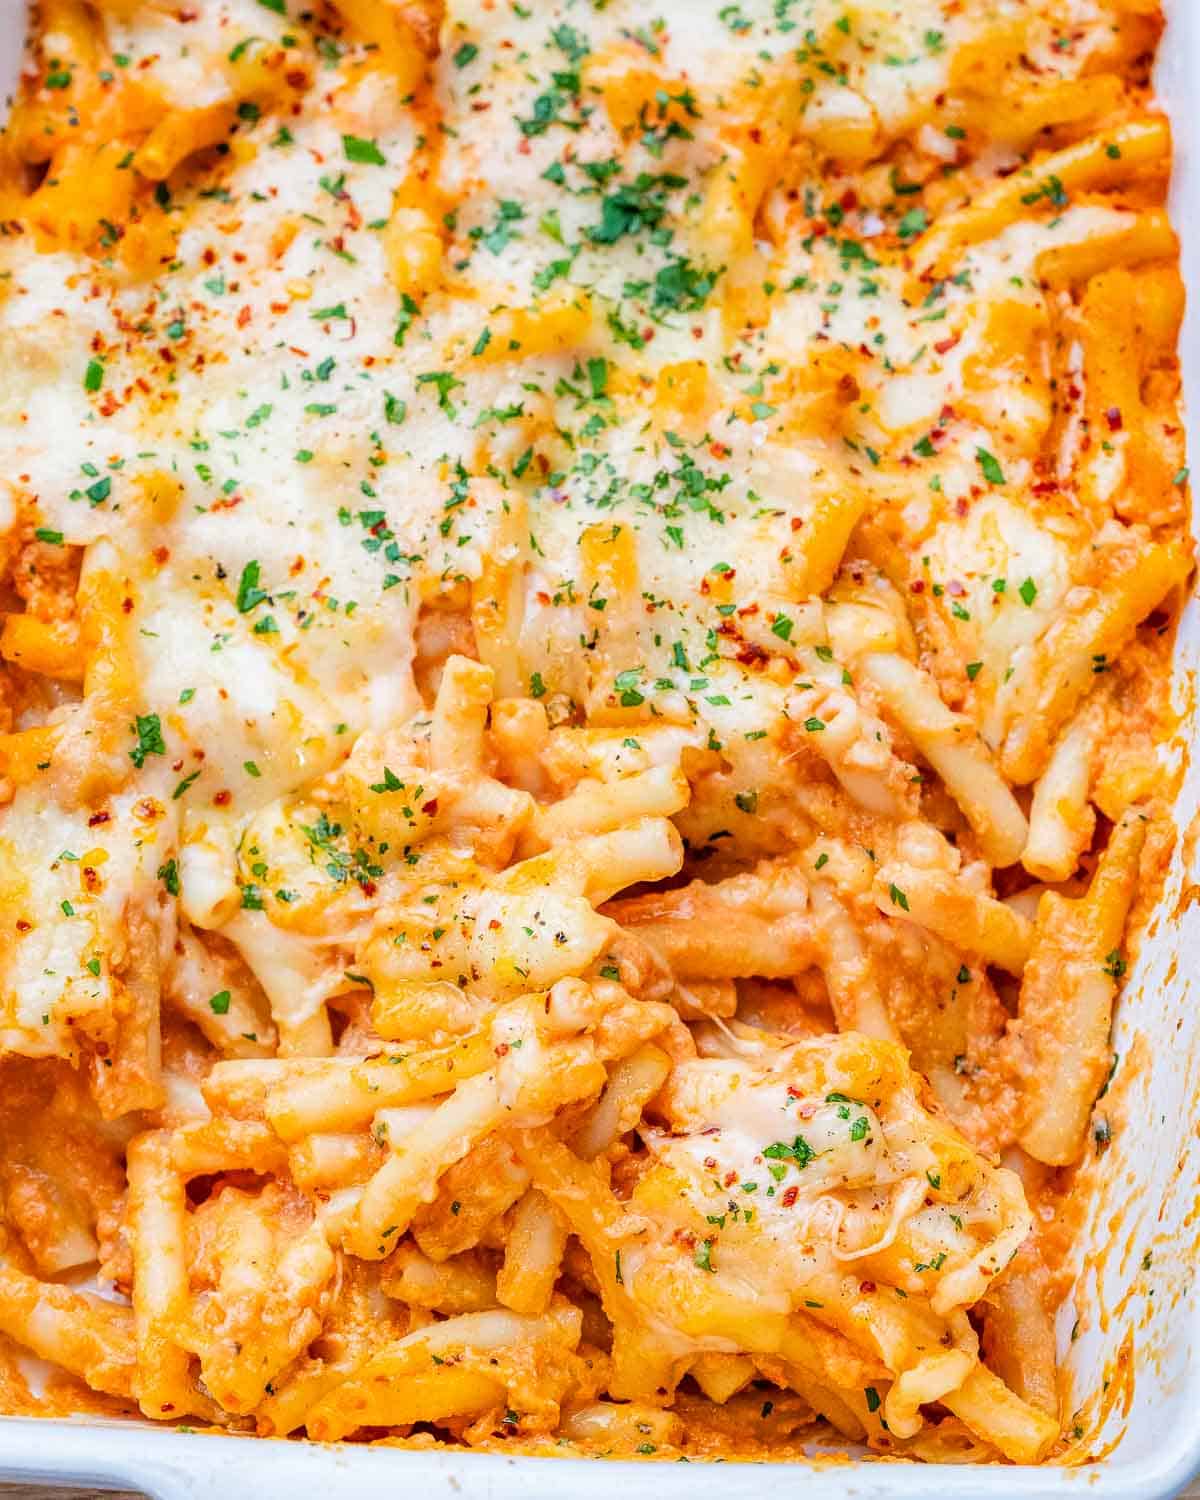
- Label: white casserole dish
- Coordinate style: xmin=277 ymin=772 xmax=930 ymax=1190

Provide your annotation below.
xmin=0 ymin=2 xmax=1196 ymax=1495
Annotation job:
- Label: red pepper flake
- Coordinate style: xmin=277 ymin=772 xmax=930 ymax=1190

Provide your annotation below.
xmin=781 ymin=1185 xmax=799 ymax=1207
xmin=1105 ymin=406 xmax=1123 ymax=431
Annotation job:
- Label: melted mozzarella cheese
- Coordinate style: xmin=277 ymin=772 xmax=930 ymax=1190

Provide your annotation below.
xmin=0 ymin=0 xmax=1171 ymax=1048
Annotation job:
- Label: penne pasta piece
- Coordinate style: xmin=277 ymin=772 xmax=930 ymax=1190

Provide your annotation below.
xmin=0 ymin=613 xmax=83 ymax=680
xmin=872 ymin=862 xmax=1034 ymax=975
xmin=495 ymin=1190 xmax=569 ymax=1316
xmin=431 ymin=654 xmax=494 ymax=773
xmin=125 ymin=1133 xmax=206 ymax=1421
xmin=571 ymin=1042 xmax=672 ymax=1160
xmin=1018 ymin=810 xmax=1146 ymax=1166
xmin=1023 ymin=711 xmax=1096 ymax=882
xmin=381 ymin=1242 xmax=498 ymax=1315
xmin=526 ymin=764 xmax=689 ymax=849
xmin=999 ymin=541 xmax=1190 ymax=784
xmin=1036 ymin=209 xmax=1178 ymax=287
xmin=0 ymin=1263 xmax=134 ymax=1400
xmin=913 ymin=118 xmax=1171 ymax=280
xmin=943 ymin=1362 xmax=1059 ymax=1465
xmin=134 ymin=101 xmax=237 ymax=181
xmin=859 ymin=653 xmax=1028 ymax=867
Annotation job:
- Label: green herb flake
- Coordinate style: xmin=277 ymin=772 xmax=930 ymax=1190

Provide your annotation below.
xmin=343 ymin=134 xmax=386 ymax=165
xmin=236 ymin=560 xmax=269 ymax=614
xmin=130 ymin=713 xmax=166 ymax=768
xmin=976 ymin=447 xmax=1006 ymax=486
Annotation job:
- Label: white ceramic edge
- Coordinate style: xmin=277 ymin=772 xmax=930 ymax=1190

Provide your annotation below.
xmin=0 ymin=2 xmax=1197 ymax=1496
xmin=0 ymin=1412 xmax=1198 ymax=1500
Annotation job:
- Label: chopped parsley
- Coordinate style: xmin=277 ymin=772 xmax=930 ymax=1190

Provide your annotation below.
xmin=343 ymin=134 xmax=386 ymax=165
xmin=976 ymin=448 xmax=1006 ymax=486
xmin=129 ymin=714 xmax=165 ymax=768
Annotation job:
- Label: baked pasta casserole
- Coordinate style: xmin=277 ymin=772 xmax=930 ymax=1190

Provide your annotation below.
xmin=0 ymin=0 xmax=1189 ymax=1467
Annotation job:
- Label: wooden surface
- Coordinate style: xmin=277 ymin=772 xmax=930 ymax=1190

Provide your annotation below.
xmin=0 ymin=1491 xmax=145 ymax=1498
